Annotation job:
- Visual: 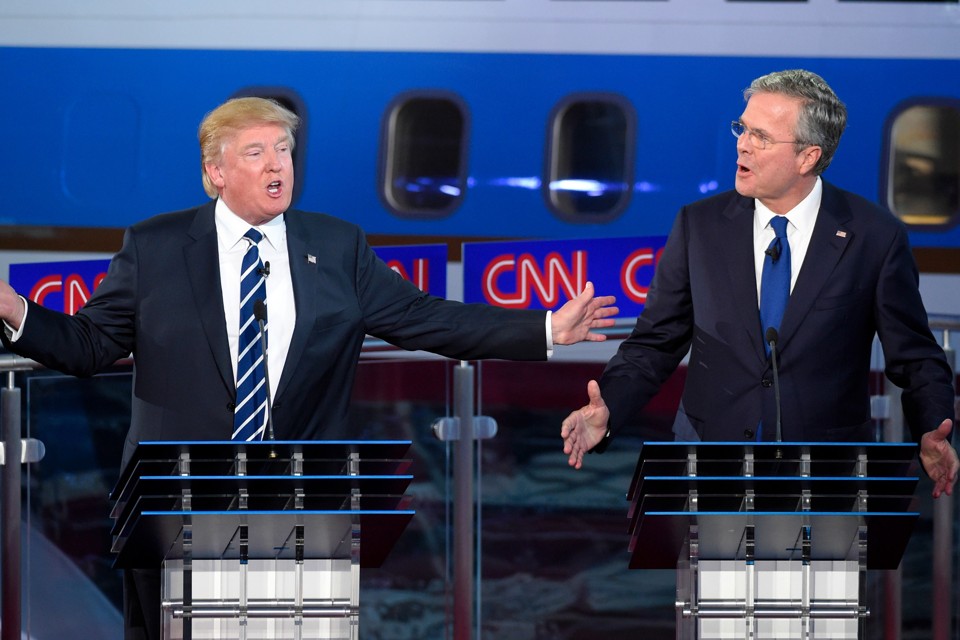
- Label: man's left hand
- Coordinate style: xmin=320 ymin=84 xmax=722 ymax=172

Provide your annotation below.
xmin=552 ymin=282 xmax=618 ymax=345
xmin=920 ymin=418 xmax=959 ymax=498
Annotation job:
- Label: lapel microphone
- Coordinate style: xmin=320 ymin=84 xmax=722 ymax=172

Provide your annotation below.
xmin=764 ymin=244 xmax=781 ymax=262
xmin=257 ymin=261 xmax=271 ymax=278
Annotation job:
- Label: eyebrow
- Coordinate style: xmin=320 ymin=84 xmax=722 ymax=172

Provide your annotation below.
xmin=739 ymin=120 xmax=771 ymax=137
xmin=239 ymin=135 xmax=290 ymax=152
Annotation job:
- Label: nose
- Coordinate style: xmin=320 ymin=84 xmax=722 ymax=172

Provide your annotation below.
xmin=736 ymin=131 xmax=751 ymax=154
xmin=266 ymin=149 xmax=284 ymax=171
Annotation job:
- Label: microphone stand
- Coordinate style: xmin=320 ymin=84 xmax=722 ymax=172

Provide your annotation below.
xmin=253 ymin=299 xmax=276 ymax=457
xmin=765 ymin=327 xmax=783 ymax=459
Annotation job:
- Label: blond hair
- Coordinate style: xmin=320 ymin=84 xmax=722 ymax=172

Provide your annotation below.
xmin=198 ymin=97 xmax=301 ymax=198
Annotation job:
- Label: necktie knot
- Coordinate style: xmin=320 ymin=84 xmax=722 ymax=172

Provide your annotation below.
xmin=244 ymin=228 xmax=263 ymax=246
xmin=769 ymin=215 xmax=789 ymax=239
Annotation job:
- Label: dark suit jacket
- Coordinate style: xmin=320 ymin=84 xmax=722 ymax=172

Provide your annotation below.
xmin=5 ymin=202 xmax=548 ymax=469
xmin=600 ymin=181 xmax=955 ymax=444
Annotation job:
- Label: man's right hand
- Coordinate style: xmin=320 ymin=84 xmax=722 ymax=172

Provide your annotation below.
xmin=0 ymin=280 xmax=25 ymax=331
xmin=920 ymin=418 xmax=959 ymax=498
xmin=561 ymin=379 xmax=611 ymax=469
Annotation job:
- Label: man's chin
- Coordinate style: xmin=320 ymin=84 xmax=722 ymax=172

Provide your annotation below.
xmin=262 ymin=201 xmax=292 ymax=220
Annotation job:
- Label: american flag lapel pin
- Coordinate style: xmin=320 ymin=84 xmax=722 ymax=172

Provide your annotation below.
xmin=835 ymin=230 xmax=847 ymax=238
xmin=306 ymin=254 xmax=317 ymax=264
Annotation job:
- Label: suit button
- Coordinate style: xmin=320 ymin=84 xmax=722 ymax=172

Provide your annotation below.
xmin=744 ymin=429 xmax=755 ymax=440
xmin=761 ymin=378 xmax=773 ymax=388
xmin=227 ymin=402 xmax=236 ymax=411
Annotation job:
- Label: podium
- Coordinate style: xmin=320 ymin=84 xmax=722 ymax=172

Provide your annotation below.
xmin=110 ymin=441 xmax=415 ymax=640
xmin=627 ymin=442 xmax=919 ymax=640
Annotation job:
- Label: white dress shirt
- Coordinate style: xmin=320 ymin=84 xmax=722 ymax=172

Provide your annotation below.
xmin=753 ymin=177 xmax=823 ymax=304
xmin=215 ymin=199 xmax=296 ymax=403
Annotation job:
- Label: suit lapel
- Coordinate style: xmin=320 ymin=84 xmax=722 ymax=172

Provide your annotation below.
xmin=275 ymin=211 xmax=321 ymax=401
xmin=183 ymin=202 xmax=235 ymax=393
xmin=777 ymin=182 xmax=853 ymax=353
xmin=721 ymin=195 xmax=767 ymax=363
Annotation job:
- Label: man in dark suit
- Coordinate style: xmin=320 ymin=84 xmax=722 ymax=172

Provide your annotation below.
xmin=0 ymin=97 xmax=617 ymax=639
xmin=561 ymin=69 xmax=958 ymax=497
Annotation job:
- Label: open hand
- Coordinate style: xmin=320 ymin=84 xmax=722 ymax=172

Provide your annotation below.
xmin=920 ymin=418 xmax=959 ymax=498
xmin=551 ymin=282 xmax=618 ymax=345
xmin=561 ymin=380 xmax=610 ymax=469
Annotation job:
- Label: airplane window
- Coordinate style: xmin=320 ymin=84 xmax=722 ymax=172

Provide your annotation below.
xmin=885 ymin=103 xmax=960 ymax=228
xmin=544 ymin=94 xmax=635 ymax=222
xmin=379 ymin=91 xmax=468 ymax=218
xmin=229 ymin=87 xmax=308 ymax=206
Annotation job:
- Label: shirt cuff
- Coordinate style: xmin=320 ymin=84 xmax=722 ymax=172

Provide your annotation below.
xmin=2 ymin=296 xmax=28 ymax=342
xmin=545 ymin=310 xmax=554 ymax=359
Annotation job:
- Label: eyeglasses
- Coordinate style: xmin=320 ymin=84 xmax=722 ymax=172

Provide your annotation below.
xmin=731 ymin=121 xmax=800 ymax=150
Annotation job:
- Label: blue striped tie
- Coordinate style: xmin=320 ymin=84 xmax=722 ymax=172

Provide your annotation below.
xmin=233 ymin=228 xmax=268 ymax=441
xmin=759 ymin=215 xmax=791 ymax=356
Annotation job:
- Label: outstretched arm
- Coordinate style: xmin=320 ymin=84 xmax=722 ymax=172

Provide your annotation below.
xmin=551 ymin=282 xmax=618 ymax=345
xmin=920 ymin=418 xmax=959 ymax=498
xmin=561 ymin=380 xmax=611 ymax=469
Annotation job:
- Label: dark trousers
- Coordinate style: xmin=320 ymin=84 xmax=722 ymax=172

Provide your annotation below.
xmin=124 ymin=568 xmax=161 ymax=640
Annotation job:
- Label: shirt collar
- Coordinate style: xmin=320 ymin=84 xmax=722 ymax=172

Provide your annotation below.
xmin=754 ymin=176 xmax=822 ymax=235
xmin=214 ymin=198 xmax=286 ymax=252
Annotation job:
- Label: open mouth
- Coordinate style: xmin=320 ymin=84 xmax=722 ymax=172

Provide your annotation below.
xmin=267 ymin=181 xmax=282 ymax=195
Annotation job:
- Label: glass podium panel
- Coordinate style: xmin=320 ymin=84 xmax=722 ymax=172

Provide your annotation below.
xmin=473 ymin=359 xmax=679 ymax=638
xmin=20 ymin=367 xmax=130 ymax=638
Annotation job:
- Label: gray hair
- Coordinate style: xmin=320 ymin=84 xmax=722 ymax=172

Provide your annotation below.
xmin=745 ymin=69 xmax=847 ymax=175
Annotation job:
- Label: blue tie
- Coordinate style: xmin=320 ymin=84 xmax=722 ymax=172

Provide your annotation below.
xmin=759 ymin=215 xmax=791 ymax=355
xmin=233 ymin=228 xmax=268 ymax=441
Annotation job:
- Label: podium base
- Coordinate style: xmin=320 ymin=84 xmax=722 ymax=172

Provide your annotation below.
xmin=680 ymin=559 xmax=863 ymax=640
xmin=162 ymin=558 xmax=358 ymax=640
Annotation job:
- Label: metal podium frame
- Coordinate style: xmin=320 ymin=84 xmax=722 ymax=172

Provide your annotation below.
xmin=627 ymin=442 xmax=919 ymax=640
xmin=109 ymin=440 xmax=415 ymax=640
